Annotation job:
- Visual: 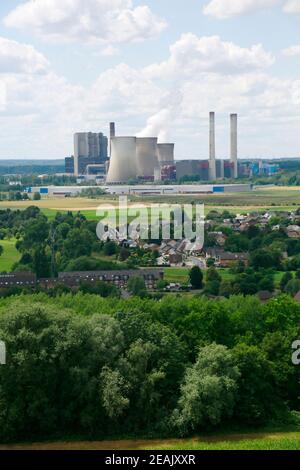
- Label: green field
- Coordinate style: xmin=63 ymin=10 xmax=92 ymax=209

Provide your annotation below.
xmin=0 ymin=186 xmax=300 ymax=221
xmin=0 ymin=431 xmax=299 ymax=450
xmin=0 ymin=239 xmax=20 ymax=272
xmin=164 ymin=268 xmax=236 ymax=284
xmin=165 ymin=267 xmax=286 ymax=288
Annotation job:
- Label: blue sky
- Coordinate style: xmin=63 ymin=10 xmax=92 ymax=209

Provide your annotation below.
xmin=0 ymin=0 xmax=300 ymax=159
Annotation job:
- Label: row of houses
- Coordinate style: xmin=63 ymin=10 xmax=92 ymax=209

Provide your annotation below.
xmin=0 ymin=269 xmax=164 ymax=291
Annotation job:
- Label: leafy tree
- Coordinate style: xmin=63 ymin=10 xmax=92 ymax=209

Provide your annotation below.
xmin=33 ymin=192 xmax=41 ymax=201
xmin=103 ymin=241 xmax=118 ymax=257
xmin=64 ymin=256 xmax=121 ymax=272
xmin=172 ymin=344 xmax=239 ymax=435
xmin=204 ymin=280 xmax=221 ymax=296
xmin=79 ymin=281 xmax=120 ymax=298
xmin=62 ymin=228 xmax=94 ymax=260
xmin=189 ymin=266 xmax=204 ymax=290
xmin=32 ymin=247 xmax=51 ymax=278
xmin=219 ymin=280 xmax=233 ymax=298
xmin=258 ymin=276 xmax=275 ymax=292
xmin=250 ymin=249 xmax=282 ymax=270
xmin=206 ymin=258 xmax=215 ymax=268
xmin=295 ymin=269 xmax=300 ymax=280
xmin=285 ymin=279 xmax=300 ymax=297
xmin=206 ymin=267 xmax=222 ymax=283
xmin=0 ymin=301 xmax=124 ymax=441
xmin=127 ymin=276 xmax=147 ymax=297
xmin=280 ymin=272 xmax=293 ymax=291
xmin=232 ymin=343 xmax=286 ymax=425
xmin=246 ymin=225 xmax=261 ymax=239
xmin=119 ymin=247 xmax=130 ymax=262
xmin=224 ymin=234 xmax=249 ymax=253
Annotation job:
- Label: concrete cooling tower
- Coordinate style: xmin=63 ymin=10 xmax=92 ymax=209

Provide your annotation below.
xmin=136 ymin=138 xmax=158 ymax=178
xmin=106 ymin=137 xmax=137 ymax=183
xmin=157 ymin=143 xmax=175 ymax=165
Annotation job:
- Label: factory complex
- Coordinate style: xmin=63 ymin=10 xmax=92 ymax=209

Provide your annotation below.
xmin=64 ymin=112 xmax=280 ymax=185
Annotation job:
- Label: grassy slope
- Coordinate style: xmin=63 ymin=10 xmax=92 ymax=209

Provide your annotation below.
xmin=0 ymin=239 xmax=20 ymax=272
xmin=0 ymin=432 xmax=299 ymax=450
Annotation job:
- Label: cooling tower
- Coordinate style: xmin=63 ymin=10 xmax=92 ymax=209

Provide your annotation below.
xmin=106 ymin=137 xmax=137 ymax=183
xmin=157 ymin=143 xmax=175 ymax=165
xmin=136 ymin=137 xmax=158 ymax=178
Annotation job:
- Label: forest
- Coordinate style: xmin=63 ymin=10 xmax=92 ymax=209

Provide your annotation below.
xmin=0 ymin=292 xmax=299 ymax=442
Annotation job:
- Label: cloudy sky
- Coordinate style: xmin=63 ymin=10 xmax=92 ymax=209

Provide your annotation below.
xmin=0 ymin=0 xmax=300 ymax=159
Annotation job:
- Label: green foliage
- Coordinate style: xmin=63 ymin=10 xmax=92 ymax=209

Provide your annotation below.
xmin=232 ymin=344 xmax=285 ymax=425
xmin=173 ymin=344 xmax=239 ymax=435
xmin=0 ymin=290 xmax=299 ymax=442
xmin=285 ymin=279 xmax=300 ymax=297
xmin=189 ymin=266 xmax=203 ymax=290
xmin=127 ymin=276 xmax=147 ymax=297
xmin=280 ymin=272 xmax=293 ymax=291
xmin=103 ymin=241 xmax=118 ymax=257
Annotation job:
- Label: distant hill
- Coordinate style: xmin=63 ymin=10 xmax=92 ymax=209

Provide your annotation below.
xmin=0 ymin=159 xmax=65 ymax=175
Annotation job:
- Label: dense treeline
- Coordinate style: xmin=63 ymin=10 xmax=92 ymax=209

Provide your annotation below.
xmin=0 ymin=207 xmax=128 ymax=276
xmin=0 ymin=293 xmax=299 ymax=442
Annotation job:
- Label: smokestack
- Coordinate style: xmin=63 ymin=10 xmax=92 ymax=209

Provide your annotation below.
xmin=230 ymin=114 xmax=238 ymax=179
xmin=110 ymin=122 xmax=116 ymax=139
xmin=109 ymin=122 xmax=116 ymax=157
xmin=209 ymin=112 xmax=216 ymax=180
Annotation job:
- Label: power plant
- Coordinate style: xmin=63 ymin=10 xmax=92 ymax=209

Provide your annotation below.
xmin=106 ymin=123 xmax=175 ymax=184
xmin=66 ymin=112 xmax=260 ymax=183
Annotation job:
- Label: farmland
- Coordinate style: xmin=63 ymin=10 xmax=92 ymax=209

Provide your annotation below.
xmin=0 ymin=186 xmax=300 ymax=221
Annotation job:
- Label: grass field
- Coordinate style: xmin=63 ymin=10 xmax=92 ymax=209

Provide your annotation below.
xmin=0 ymin=239 xmax=20 ymax=272
xmin=0 ymin=187 xmax=300 ymax=221
xmin=0 ymin=432 xmax=299 ymax=450
xmin=164 ymin=267 xmax=286 ymax=287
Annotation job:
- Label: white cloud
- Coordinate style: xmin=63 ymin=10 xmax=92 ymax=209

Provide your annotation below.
xmin=282 ymin=45 xmax=300 ymax=56
xmin=284 ymin=0 xmax=300 ymax=14
xmin=4 ymin=0 xmax=167 ymax=45
xmin=203 ymin=0 xmax=279 ymax=19
xmin=144 ymin=34 xmax=274 ymax=78
xmin=1 ymin=31 xmax=300 ymax=158
xmin=0 ymin=36 xmax=49 ymax=74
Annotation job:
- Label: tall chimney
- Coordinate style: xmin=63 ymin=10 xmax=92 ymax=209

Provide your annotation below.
xmin=109 ymin=122 xmax=116 ymax=157
xmin=230 ymin=114 xmax=238 ymax=179
xmin=209 ymin=112 xmax=216 ymax=180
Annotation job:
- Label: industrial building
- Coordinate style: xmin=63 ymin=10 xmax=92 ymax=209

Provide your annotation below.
xmin=65 ymin=156 xmax=74 ymax=174
xmin=72 ymin=131 xmax=108 ymax=176
xmin=25 ymin=183 xmax=253 ymax=197
xmin=106 ymin=129 xmax=175 ymax=184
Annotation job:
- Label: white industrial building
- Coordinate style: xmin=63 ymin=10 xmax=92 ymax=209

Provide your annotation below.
xmin=26 ymin=183 xmax=253 ymax=197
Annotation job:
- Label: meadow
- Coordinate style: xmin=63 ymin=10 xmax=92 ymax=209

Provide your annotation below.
xmin=0 ymin=239 xmax=20 ymax=271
